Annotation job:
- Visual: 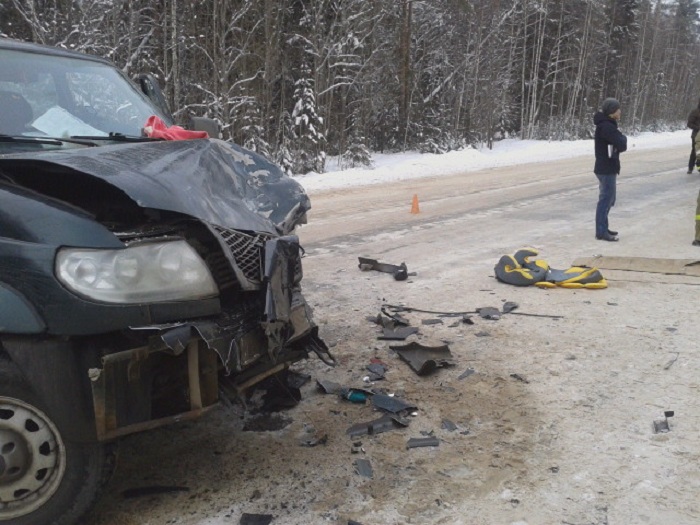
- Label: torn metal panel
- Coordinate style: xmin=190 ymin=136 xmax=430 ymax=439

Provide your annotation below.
xmin=389 ymin=342 xmax=456 ymax=376
xmin=346 ymin=414 xmax=409 ymax=437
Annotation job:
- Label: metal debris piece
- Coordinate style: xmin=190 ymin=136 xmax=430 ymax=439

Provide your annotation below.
xmin=346 ymin=414 xmax=409 ymax=437
xmin=652 ymin=410 xmax=675 ymax=434
xmin=348 ymin=521 xmax=365 ymax=525
xmin=474 ymin=331 xmax=490 ymax=337
xmin=407 ymin=437 xmax=440 ymax=448
xmin=286 ymin=370 xmax=311 ymax=389
xmin=458 ymin=368 xmax=475 ymax=380
xmin=421 ymin=319 xmax=444 ymax=325
xmin=122 ymin=486 xmax=189 ymax=499
xmin=358 ymin=257 xmax=412 ymax=281
xmin=370 ymin=393 xmax=417 ymax=413
xmin=240 ymin=513 xmax=274 ymax=525
xmin=354 ymin=458 xmax=374 ymax=478
xmin=389 ymin=342 xmax=456 ymax=376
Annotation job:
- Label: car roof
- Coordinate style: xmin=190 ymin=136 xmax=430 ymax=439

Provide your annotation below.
xmin=0 ymin=37 xmax=112 ymax=65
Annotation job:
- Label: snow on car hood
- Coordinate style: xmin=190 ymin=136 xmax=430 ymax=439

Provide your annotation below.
xmin=0 ymin=138 xmax=309 ymax=235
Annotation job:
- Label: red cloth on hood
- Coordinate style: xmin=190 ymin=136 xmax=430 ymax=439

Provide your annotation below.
xmin=143 ymin=115 xmax=209 ymax=140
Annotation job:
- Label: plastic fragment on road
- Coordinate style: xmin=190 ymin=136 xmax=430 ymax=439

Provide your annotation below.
xmin=240 ymin=513 xmax=274 ymax=525
xmin=346 ymin=414 xmax=409 ymax=437
xmin=354 ymin=458 xmax=374 ymax=478
xmin=371 ymin=393 xmax=417 ymax=413
xmin=652 ymin=410 xmax=675 ymax=433
xmin=389 ymin=341 xmax=456 ymax=376
xmin=407 ymin=436 xmax=440 ymax=449
xmin=358 ymin=256 xmax=413 ymax=281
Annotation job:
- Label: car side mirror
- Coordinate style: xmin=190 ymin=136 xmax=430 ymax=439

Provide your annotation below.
xmin=189 ymin=116 xmax=220 ymax=139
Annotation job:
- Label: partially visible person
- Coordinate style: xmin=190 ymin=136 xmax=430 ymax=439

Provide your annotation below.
xmin=694 ymin=191 xmax=700 ymax=246
xmin=687 ymin=98 xmax=700 ymax=174
xmin=593 ymin=97 xmax=627 ymax=242
xmin=694 ymin=133 xmax=700 ymax=246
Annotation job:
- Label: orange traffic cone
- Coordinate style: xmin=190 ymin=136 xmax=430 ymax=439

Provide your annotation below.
xmin=410 ymin=194 xmax=420 ymax=214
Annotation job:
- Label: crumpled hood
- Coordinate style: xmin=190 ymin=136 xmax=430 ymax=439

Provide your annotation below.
xmin=0 ymin=138 xmax=309 ymax=235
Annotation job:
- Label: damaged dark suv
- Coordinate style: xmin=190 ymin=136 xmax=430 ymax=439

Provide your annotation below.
xmin=0 ymin=38 xmax=331 ymax=525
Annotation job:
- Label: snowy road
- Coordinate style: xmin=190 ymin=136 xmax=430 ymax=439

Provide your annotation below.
xmin=86 ymin=142 xmax=700 ymax=525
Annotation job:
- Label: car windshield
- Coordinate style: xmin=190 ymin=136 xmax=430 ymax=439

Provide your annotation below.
xmin=0 ymin=48 xmax=169 ymax=140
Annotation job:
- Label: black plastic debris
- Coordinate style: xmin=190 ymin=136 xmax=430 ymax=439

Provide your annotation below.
xmin=407 ymin=437 xmax=440 ymax=449
xmin=346 ymin=414 xmax=409 ymax=438
xmin=380 ymin=307 xmax=411 ymax=326
xmin=122 ymin=486 xmax=189 ymax=499
xmin=441 ymin=419 xmax=458 ymax=432
xmin=502 ymin=301 xmax=519 ymax=313
xmin=316 ymin=379 xmax=343 ymax=395
xmin=240 ymin=513 xmax=274 ymax=525
xmin=389 ymin=342 xmax=456 ymax=376
xmin=358 ymin=257 xmax=413 ymax=281
xmin=367 ymin=363 xmax=387 ymax=380
xmin=477 ymin=306 xmax=501 ymax=320
xmin=354 ymin=458 xmax=374 ymax=478
xmin=510 ymin=373 xmax=529 ymax=384
xmin=378 ymin=325 xmax=419 ymax=340
xmin=348 ymin=521 xmax=365 ymax=525
xmin=652 ymin=410 xmax=675 ymax=433
xmin=371 ymin=393 xmax=417 ymax=413
xmin=458 ymin=368 xmax=475 ymax=380
xmin=286 ymin=370 xmax=312 ymax=389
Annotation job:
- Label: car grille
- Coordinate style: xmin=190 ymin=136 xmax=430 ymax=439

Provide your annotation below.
xmin=213 ymin=227 xmax=272 ymax=283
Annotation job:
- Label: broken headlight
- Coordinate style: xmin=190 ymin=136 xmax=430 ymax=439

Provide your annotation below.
xmin=56 ymin=240 xmax=218 ymax=303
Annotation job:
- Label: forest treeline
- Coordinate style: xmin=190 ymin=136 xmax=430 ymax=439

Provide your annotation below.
xmin=2 ymin=0 xmax=700 ymax=174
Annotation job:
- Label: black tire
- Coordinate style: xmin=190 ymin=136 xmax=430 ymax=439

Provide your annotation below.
xmin=0 ymin=359 xmax=116 ymax=525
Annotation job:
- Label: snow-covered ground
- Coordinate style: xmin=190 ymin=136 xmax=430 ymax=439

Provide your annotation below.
xmin=296 ymin=129 xmax=690 ymax=193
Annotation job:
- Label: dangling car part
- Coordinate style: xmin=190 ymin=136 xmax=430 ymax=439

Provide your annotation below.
xmin=0 ymin=38 xmax=332 ymax=525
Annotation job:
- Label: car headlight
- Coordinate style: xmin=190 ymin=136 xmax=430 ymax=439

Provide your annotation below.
xmin=56 ymin=240 xmax=219 ymax=303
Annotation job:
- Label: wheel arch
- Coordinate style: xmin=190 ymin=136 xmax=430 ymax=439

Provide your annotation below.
xmin=0 ymin=336 xmax=98 ymax=443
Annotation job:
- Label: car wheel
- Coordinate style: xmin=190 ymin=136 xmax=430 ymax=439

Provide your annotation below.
xmin=0 ymin=359 xmax=116 ymax=525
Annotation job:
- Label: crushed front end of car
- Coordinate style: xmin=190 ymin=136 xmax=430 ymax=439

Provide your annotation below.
xmin=1 ymin=137 xmax=333 ymax=441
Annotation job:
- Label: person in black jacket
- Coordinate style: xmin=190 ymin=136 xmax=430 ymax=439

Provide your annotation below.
xmin=593 ymin=98 xmax=627 ymax=241
xmin=687 ymin=98 xmax=700 ymax=174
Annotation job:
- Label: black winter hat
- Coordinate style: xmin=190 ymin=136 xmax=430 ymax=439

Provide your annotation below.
xmin=601 ymin=98 xmax=620 ymax=116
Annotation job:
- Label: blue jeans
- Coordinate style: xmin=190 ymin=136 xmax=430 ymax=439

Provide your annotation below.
xmin=596 ymin=173 xmax=617 ymax=237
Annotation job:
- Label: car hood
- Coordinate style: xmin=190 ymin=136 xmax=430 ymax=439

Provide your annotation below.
xmin=0 ymin=138 xmax=309 ymax=235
